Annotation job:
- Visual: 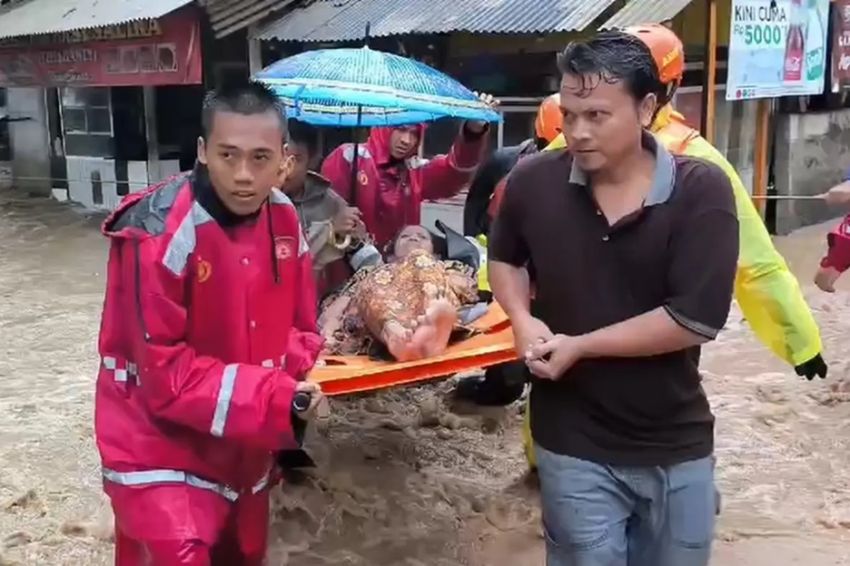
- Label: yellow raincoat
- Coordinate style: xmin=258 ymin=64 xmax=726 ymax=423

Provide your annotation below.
xmin=475 ymin=234 xmax=490 ymax=292
xmin=521 ymin=104 xmax=822 ymax=468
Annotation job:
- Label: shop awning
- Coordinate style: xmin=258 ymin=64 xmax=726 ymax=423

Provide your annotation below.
xmin=600 ymin=0 xmax=694 ymax=30
xmin=199 ymin=0 xmax=296 ymax=38
xmin=0 ymin=3 xmax=203 ymax=89
xmin=255 ymin=0 xmax=619 ymax=42
xmin=0 ymin=0 xmax=195 ymax=40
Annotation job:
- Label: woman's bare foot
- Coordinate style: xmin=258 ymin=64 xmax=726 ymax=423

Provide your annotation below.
xmin=382 ymin=321 xmax=419 ymax=362
xmin=409 ymin=298 xmax=457 ymax=358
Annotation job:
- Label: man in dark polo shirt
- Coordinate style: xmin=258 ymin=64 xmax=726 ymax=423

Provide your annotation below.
xmin=489 ymin=32 xmax=739 ymax=566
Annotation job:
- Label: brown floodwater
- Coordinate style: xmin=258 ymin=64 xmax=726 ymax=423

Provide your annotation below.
xmin=0 ymin=189 xmax=848 ymax=565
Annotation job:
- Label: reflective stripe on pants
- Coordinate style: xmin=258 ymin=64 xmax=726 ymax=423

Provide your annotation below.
xmin=102 ymin=356 xmax=139 ymax=384
xmin=102 ymin=467 xmax=271 ymax=503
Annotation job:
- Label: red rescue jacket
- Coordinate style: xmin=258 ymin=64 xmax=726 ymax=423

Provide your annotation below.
xmin=95 ymin=168 xmax=322 ymax=499
xmin=321 ymin=125 xmax=487 ymax=248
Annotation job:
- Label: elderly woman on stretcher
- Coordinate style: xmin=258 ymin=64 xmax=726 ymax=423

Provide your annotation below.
xmin=319 ymin=224 xmax=487 ymax=362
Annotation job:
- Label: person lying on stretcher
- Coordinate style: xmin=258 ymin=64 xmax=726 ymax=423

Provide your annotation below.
xmin=319 ymin=224 xmax=484 ymax=362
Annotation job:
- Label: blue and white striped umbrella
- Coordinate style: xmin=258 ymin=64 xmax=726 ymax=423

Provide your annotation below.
xmin=254 ymin=46 xmax=501 ymax=127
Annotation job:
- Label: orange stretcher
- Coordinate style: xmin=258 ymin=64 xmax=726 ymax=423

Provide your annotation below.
xmin=308 ymin=303 xmax=517 ymax=396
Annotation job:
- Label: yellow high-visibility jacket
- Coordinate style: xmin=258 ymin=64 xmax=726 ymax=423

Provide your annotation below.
xmin=521 ymin=105 xmax=823 ymax=469
xmin=475 ymin=234 xmax=490 ymax=292
xmin=543 ymin=105 xmax=822 ymax=367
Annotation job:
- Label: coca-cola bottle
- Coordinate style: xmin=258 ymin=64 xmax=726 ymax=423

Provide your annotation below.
xmin=784 ymin=0 xmax=805 ymax=82
xmin=805 ymin=0 xmax=825 ymax=82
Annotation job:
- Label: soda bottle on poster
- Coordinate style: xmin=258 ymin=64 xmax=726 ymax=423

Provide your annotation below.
xmin=805 ymin=0 xmax=825 ymax=82
xmin=784 ymin=0 xmax=806 ymax=82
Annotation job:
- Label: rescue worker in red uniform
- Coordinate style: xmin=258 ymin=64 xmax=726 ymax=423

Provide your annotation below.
xmin=815 ymin=169 xmax=850 ymax=292
xmin=320 ymin=98 xmax=495 ymax=249
xmin=94 ymin=82 xmax=325 ymax=565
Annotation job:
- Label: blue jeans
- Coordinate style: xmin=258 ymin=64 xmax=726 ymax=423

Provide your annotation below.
xmin=535 ymin=444 xmax=717 ymax=566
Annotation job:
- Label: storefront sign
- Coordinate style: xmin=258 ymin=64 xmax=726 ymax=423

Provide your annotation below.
xmin=0 ymin=19 xmax=165 ymax=48
xmin=832 ymin=0 xmax=850 ymax=91
xmin=727 ymin=0 xmax=829 ymax=100
xmin=0 ymin=8 xmax=201 ymax=88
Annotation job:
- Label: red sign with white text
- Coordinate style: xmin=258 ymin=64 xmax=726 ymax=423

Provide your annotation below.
xmin=0 ymin=7 xmax=202 ymax=88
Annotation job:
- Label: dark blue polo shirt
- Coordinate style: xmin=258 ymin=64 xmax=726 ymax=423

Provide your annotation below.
xmin=489 ymin=133 xmax=739 ymax=466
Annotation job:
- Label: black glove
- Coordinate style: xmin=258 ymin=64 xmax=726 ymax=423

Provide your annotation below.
xmin=794 ymin=353 xmax=828 ymax=381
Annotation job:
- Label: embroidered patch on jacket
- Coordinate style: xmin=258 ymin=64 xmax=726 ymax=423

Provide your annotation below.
xmin=358 ymin=170 xmax=369 ymax=186
xmin=275 ymin=236 xmax=295 ymax=261
xmin=196 ymin=257 xmax=212 ymax=283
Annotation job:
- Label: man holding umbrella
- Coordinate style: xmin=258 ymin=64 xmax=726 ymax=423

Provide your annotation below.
xmin=321 ymin=95 xmax=497 ymax=249
xmin=255 ymin=47 xmax=499 ymax=283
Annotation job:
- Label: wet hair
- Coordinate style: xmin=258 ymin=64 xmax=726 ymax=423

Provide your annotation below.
xmin=201 ymin=81 xmax=286 ymax=140
xmin=287 ymin=119 xmax=320 ymax=157
xmin=556 ymin=31 xmax=662 ymax=103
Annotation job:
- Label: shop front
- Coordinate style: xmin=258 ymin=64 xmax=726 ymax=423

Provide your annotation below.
xmin=0 ymin=2 xmax=203 ymax=208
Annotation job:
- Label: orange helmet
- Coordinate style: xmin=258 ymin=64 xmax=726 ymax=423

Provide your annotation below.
xmin=624 ymin=24 xmax=685 ymax=87
xmin=534 ymin=93 xmax=562 ymax=144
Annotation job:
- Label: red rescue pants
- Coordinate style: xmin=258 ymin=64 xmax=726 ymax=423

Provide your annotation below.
xmin=106 ymin=482 xmax=270 ymax=566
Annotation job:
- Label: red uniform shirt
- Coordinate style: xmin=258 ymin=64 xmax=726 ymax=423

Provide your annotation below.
xmin=95 ymin=169 xmax=322 ymax=495
xmin=321 ymin=125 xmax=487 ymax=248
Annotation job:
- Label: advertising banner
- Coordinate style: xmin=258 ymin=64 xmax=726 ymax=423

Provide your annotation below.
xmin=727 ymin=0 xmax=829 ymax=100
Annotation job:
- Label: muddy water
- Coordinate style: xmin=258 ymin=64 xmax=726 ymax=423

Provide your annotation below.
xmin=1 ymin=189 xmax=849 ymax=565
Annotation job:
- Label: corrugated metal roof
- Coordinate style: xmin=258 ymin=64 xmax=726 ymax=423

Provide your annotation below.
xmin=255 ymin=0 xmax=618 ymax=42
xmin=0 ymin=0 xmax=194 ymax=40
xmin=600 ymin=0 xmax=693 ymax=30
xmin=199 ymin=0 xmax=295 ymax=38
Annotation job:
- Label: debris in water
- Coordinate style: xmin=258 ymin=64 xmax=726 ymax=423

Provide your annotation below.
xmin=2 ymin=532 xmax=31 ymax=549
xmin=2 ymin=489 xmax=44 ymax=516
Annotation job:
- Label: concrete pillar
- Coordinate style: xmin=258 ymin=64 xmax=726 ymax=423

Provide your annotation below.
xmin=773 ymin=111 xmax=850 ymax=235
xmin=143 ymin=86 xmax=161 ymax=184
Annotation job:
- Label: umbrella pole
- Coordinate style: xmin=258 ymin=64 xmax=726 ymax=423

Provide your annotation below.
xmin=349 ymin=104 xmax=364 ymax=206
xmin=348 ymin=23 xmax=371 ymax=207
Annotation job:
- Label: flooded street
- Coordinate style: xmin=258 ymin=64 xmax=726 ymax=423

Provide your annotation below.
xmin=1 ymin=188 xmax=849 ymax=565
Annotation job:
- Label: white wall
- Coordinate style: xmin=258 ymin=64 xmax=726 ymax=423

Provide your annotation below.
xmin=421 ymin=199 xmax=464 ymax=234
xmin=6 ymin=87 xmax=50 ymax=196
xmin=65 ymin=157 xmax=180 ymax=211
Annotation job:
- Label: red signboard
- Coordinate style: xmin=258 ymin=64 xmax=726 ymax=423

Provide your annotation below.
xmin=0 ymin=7 xmax=202 ymax=88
